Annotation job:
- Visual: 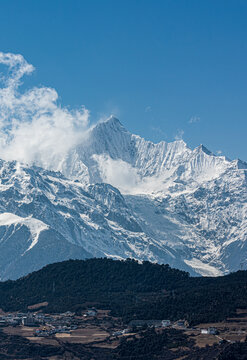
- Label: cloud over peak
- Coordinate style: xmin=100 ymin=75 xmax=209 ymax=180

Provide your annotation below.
xmin=0 ymin=52 xmax=90 ymax=169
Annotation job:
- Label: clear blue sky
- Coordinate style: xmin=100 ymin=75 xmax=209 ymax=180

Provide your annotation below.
xmin=0 ymin=0 xmax=247 ymax=160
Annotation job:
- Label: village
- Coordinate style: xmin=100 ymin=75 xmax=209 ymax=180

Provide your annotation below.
xmin=0 ymin=306 xmax=247 ymax=349
xmin=0 ymin=308 xmax=218 ymax=337
xmin=0 ymin=308 xmax=100 ymax=338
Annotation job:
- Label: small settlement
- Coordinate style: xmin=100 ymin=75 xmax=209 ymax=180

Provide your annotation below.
xmin=0 ymin=310 xmax=194 ymax=338
xmin=0 ymin=310 xmax=212 ymax=339
xmin=0 ymin=311 xmax=79 ymax=337
xmin=1 ymin=307 xmax=246 ymax=348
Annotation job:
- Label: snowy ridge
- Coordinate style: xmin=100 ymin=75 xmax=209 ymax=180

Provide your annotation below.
xmin=0 ymin=160 xmax=193 ymax=280
xmin=0 ymin=212 xmax=48 ymax=252
xmin=0 ymin=117 xmax=246 ymax=279
xmin=59 ymin=117 xmax=234 ymax=196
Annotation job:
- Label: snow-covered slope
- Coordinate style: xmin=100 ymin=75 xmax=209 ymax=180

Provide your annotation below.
xmin=57 ymin=117 xmax=247 ymax=276
xmin=0 ymin=159 xmax=196 ymax=280
xmin=0 ymin=117 xmax=246 ymax=279
xmin=58 ymin=117 xmax=233 ymax=194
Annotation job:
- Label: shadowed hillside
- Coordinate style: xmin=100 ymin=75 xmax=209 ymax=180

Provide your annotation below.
xmin=0 ymin=258 xmax=247 ymax=325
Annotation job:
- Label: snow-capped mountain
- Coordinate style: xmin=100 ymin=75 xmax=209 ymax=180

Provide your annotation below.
xmin=0 ymin=159 xmax=193 ymax=280
xmin=0 ymin=117 xmax=246 ymax=279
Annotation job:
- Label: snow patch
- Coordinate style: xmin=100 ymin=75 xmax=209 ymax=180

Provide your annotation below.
xmin=0 ymin=212 xmax=49 ymax=252
xmin=184 ymin=258 xmax=224 ymax=277
xmin=80 ymin=213 xmax=100 ymax=230
xmin=58 ymin=211 xmax=72 ymax=218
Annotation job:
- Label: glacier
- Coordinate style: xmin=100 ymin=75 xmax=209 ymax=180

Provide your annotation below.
xmin=0 ymin=116 xmax=246 ymax=279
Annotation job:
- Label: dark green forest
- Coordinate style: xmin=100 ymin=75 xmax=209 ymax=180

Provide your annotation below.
xmin=0 ymin=258 xmax=247 ymax=325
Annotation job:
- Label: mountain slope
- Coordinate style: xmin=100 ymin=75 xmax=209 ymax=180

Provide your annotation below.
xmin=1 ymin=258 xmax=247 ymax=326
xmin=59 ymin=117 xmax=235 ymax=194
xmin=0 ymin=159 xmax=195 ymax=280
xmin=56 ymin=117 xmax=247 ymax=276
xmin=0 ymin=117 xmax=246 ymax=278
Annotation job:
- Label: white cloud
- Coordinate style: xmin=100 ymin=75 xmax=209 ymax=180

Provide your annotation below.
xmin=0 ymin=52 xmax=34 ymax=89
xmin=92 ymin=154 xmax=141 ymax=193
xmin=0 ymin=52 xmax=90 ymax=169
xmin=188 ymin=115 xmax=200 ymax=124
xmin=216 ymin=150 xmax=222 ymax=155
xmin=92 ymin=154 xmax=173 ymax=195
xmin=174 ymin=129 xmax=184 ymax=140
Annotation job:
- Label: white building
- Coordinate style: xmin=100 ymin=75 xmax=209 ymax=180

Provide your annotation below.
xmin=201 ymin=327 xmax=217 ymax=335
xmin=162 ymin=320 xmax=171 ymax=327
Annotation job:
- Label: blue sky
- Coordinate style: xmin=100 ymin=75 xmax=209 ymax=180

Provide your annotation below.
xmin=0 ymin=0 xmax=247 ymax=160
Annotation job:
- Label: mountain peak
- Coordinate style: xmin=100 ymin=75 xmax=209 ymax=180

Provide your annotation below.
xmin=197 ymin=144 xmax=213 ymax=156
xmin=107 ymin=114 xmax=121 ymax=123
xmin=103 ymin=115 xmax=124 ymax=127
xmin=235 ymin=158 xmax=247 ymax=170
xmin=92 ymin=115 xmax=128 ymax=135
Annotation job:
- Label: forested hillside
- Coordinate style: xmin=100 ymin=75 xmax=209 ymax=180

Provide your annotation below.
xmin=0 ymin=258 xmax=247 ymax=325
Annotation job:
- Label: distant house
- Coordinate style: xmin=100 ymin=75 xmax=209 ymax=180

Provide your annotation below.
xmin=201 ymin=327 xmax=217 ymax=335
xmin=61 ymin=311 xmax=74 ymax=317
xmin=22 ymin=314 xmax=36 ymax=327
xmin=208 ymin=327 xmax=217 ymax=335
xmin=86 ymin=309 xmax=97 ymax=317
xmin=128 ymin=320 xmax=162 ymax=328
xmin=161 ymin=320 xmax=171 ymax=327
xmin=176 ymin=320 xmax=188 ymax=328
xmin=17 ymin=313 xmax=26 ymax=318
xmin=0 ymin=320 xmax=7 ymax=327
xmin=7 ymin=319 xmax=19 ymax=326
xmin=112 ymin=330 xmax=123 ymax=336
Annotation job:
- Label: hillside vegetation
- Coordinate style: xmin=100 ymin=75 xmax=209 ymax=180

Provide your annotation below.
xmin=0 ymin=258 xmax=247 ymax=325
